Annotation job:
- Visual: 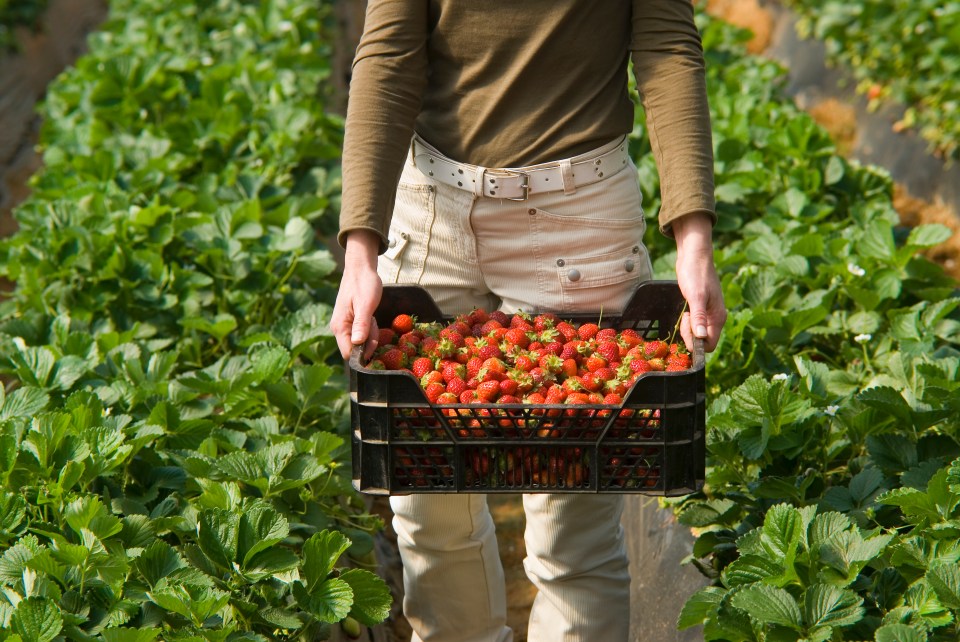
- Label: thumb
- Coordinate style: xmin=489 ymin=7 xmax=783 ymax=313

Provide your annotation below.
xmin=689 ymin=304 xmax=709 ymax=339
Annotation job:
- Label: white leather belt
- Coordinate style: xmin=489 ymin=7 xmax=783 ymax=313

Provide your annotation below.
xmin=412 ymin=136 xmax=630 ymax=201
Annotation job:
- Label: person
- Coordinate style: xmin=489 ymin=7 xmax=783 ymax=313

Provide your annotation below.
xmin=330 ymin=2 xmax=726 ymax=640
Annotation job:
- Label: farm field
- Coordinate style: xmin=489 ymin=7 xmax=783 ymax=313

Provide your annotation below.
xmin=0 ymin=1 xmax=957 ymax=641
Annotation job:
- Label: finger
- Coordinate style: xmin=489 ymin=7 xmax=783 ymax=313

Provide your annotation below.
xmin=679 ymin=310 xmax=695 ymax=353
xmin=362 ymin=317 xmax=380 ymax=362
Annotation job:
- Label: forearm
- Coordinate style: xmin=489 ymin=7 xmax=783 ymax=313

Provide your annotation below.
xmin=631 ymin=0 xmax=715 ymax=237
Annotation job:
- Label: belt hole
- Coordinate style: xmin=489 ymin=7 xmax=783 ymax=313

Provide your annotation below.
xmin=457 ymin=181 xmax=463 ymax=187
xmin=528 ymin=209 xmax=536 ymax=215
xmin=458 ymin=169 xmax=464 ymax=174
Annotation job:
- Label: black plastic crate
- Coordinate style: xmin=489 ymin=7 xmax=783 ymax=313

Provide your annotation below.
xmin=349 ymin=281 xmax=705 ymax=495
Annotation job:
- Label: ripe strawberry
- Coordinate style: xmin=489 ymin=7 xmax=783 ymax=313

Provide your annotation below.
xmin=596 ymin=328 xmax=617 ymax=341
xmin=584 ymin=354 xmax=607 ymax=373
xmin=489 ymin=310 xmax=511 ymax=326
xmin=596 ymin=341 xmax=620 ymax=364
xmin=392 ymin=314 xmax=415 ymax=335
xmin=577 ymin=322 xmax=599 ymax=341
xmin=482 ymin=357 xmax=508 ymax=376
xmin=459 ymin=389 xmax=478 ymax=404
xmin=647 ymin=357 xmax=666 ymax=371
xmin=514 ymin=354 xmax=536 ymax=372
xmin=380 ymin=348 xmax=406 ymax=370
xmin=420 ymin=370 xmax=444 ymax=387
xmin=499 ymin=378 xmax=519 ymax=397
xmin=545 ymin=385 xmax=567 ymax=404
xmin=593 ymin=367 xmax=615 ymax=382
xmin=627 ymin=359 xmax=653 ymax=374
xmin=560 ymin=341 xmax=583 ymax=360
xmin=424 ymin=382 xmax=446 ymax=403
xmin=498 ymin=395 xmax=521 ymax=404
xmin=476 ymin=380 xmax=501 ymax=402
xmin=478 ymin=342 xmax=503 ymax=361
xmin=534 ymin=313 xmax=559 ymax=333
xmin=619 ymin=329 xmax=642 ymax=347
xmin=561 ymin=358 xmax=578 ymax=379
xmin=437 ymin=392 xmax=458 ymax=404
xmin=643 ymin=340 xmax=669 ymax=359
xmin=666 ymin=353 xmax=691 ymax=371
xmin=602 ymin=392 xmax=623 ymax=405
xmin=466 ymin=356 xmax=485 ymax=379
xmin=412 ymin=357 xmax=435 ymax=379
xmin=442 ymin=362 xmax=466 ymax=383
xmin=377 ymin=328 xmax=397 ymax=346
xmin=479 ymin=320 xmax=503 ymax=336
xmin=539 ymin=354 xmax=563 ymax=374
xmin=555 ymin=321 xmax=578 ymax=342
xmin=467 ymin=307 xmax=489 ymax=326
xmin=446 ymin=377 xmax=468 ymax=397
xmin=504 ymin=327 xmax=530 ymax=348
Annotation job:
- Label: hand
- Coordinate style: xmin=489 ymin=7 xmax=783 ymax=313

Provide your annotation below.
xmin=331 ymin=230 xmax=383 ymax=361
xmin=671 ymin=212 xmax=726 ymax=353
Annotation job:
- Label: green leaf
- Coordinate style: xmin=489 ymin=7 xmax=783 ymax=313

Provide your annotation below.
xmin=241 ymin=547 xmax=300 ymax=581
xmin=874 ymin=623 xmax=926 ymax=642
xmin=678 ymin=586 xmax=726 ymax=630
xmin=11 ymin=597 xmax=62 ymax=642
xmin=294 ymin=577 xmax=354 ymax=624
xmin=99 ymin=628 xmax=161 ymax=642
xmin=729 ymin=585 xmax=802 ymax=629
xmin=237 ymin=503 xmax=289 ymax=567
xmin=197 ymin=508 xmax=240 ymax=570
xmin=722 ymin=554 xmax=784 ymax=588
xmin=803 ymin=584 xmax=863 ymax=628
xmin=808 ymin=512 xmax=851 ymax=555
xmin=0 ymin=493 xmax=27 ymax=538
xmin=926 ymin=562 xmax=960 ymax=609
xmin=135 ymin=541 xmax=186 ymax=587
xmin=339 ymin=568 xmax=392 ymax=626
xmin=0 ymin=387 xmax=50 ymax=420
xmin=249 ymin=345 xmax=290 ymax=384
xmin=761 ymin=504 xmax=803 ymax=562
xmin=906 ymin=224 xmax=952 ymax=249
xmin=302 ymin=530 xmax=351 ymax=592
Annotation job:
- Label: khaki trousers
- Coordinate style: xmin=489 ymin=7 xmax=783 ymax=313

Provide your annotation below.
xmin=378 ymin=136 xmax=654 ymax=642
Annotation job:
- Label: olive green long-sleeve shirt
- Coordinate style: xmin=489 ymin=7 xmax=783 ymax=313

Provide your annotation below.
xmin=338 ymin=0 xmax=715 ymax=251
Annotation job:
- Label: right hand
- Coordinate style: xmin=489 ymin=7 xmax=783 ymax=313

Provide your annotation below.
xmin=331 ymin=230 xmax=383 ymax=361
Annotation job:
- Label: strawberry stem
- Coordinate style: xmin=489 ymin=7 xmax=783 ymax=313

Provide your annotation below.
xmin=670 ymin=301 xmax=688 ymax=345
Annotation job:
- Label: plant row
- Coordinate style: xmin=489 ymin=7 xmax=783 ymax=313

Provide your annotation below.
xmin=785 ymin=0 xmax=960 ymax=160
xmin=0 ymin=0 xmax=49 ymax=51
xmin=632 ymin=11 xmax=960 ymax=641
xmin=0 ymin=0 xmax=389 ymax=640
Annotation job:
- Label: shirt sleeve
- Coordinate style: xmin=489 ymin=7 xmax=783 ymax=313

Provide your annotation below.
xmin=337 ymin=0 xmax=429 ymax=252
xmin=631 ymin=0 xmax=716 ymax=237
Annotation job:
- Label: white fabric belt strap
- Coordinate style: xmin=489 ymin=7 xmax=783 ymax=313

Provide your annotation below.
xmin=412 ymin=136 xmax=630 ymax=201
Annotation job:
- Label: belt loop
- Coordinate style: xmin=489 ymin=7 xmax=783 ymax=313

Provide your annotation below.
xmin=560 ymin=158 xmax=576 ymax=195
xmin=473 ymin=166 xmax=486 ymax=197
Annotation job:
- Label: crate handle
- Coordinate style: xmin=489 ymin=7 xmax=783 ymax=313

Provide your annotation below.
xmin=693 ymin=337 xmax=705 ymax=370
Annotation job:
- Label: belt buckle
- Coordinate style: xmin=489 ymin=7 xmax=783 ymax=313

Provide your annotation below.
xmin=504 ymin=170 xmax=530 ymax=201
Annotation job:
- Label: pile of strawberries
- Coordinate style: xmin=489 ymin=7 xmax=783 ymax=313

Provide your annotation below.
xmin=365 ymin=308 xmax=693 ymax=407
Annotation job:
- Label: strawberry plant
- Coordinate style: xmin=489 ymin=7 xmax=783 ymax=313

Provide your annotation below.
xmin=0 ymin=0 xmax=48 ymax=50
xmin=785 ymin=0 xmax=960 ymax=159
xmin=0 ymin=0 xmax=390 ymax=638
xmin=626 ymin=11 xmax=960 ymax=640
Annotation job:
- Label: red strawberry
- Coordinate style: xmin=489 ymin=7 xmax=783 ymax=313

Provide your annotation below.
xmin=584 ymin=354 xmax=607 ymax=373
xmin=596 ymin=328 xmax=617 ymax=341
xmin=420 ymin=370 xmax=444 ymax=387
xmin=596 ymin=341 xmax=620 ymax=364
xmin=392 ymin=314 xmax=415 ymax=335
xmin=534 ymin=313 xmax=559 ymax=333
xmin=619 ymin=329 xmax=642 ymax=347
xmin=561 ymin=358 xmax=578 ymax=379
xmin=476 ymin=380 xmax=501 ymax=402
xmin=446 ymin=377 xmax=468 ymax=396
xmin=442 ymin=362 xmax=466 ymax=383
xmin=489 ymin=310 xmax=511 ymax=326
xmin=602 ymin=392 xmax=623 ymax=405
xmin=499 ymin=378 xmax=519 ymax=397
xmin=555 ymin=321 xmax=578 ymax=342
xmin=666 ymin=353 xmax=691 ymax=371
xmin=437 ymin=392 xmax=458 ymax=404
xmin=514 ymin=354 xmax=536 ymax=372
xmin=644 ymin=340 xmax=669 ymax=359
xmin=577 ymin=322 xmax=599 ymax=341
xmin=478 ymin=342 xmax=504 ymax=361
xmin=425 ymin=382 xmax=446 ymax=403
xmin=504 ymin=327 xmax=530 ymax=348
xmin=380 ymin=348 xmax=406 ymax=370
xmin=647 ymin=357 xmax=666 ymax=371
xmin=377 ymin=328 xmax=397 ymax=346
xmin=412 ymin=357 xmax=435 ymax=379
xmin=459 ymin=389 xmax=478 ymax=404
xmin=482 ymin=357 xmax=508 ymax=376
xmin=539 ymin=354 xmax=563 ymax=374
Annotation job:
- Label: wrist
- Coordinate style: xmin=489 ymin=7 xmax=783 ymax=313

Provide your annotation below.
xmin=672 ymin=212 xmax=714 ymax=255
xmin=344 ymin=229 xmax=381 ymax=270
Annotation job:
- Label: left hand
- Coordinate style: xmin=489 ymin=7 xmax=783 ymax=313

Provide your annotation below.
xmin=671 ymin=212 xmax=726 ymax=353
